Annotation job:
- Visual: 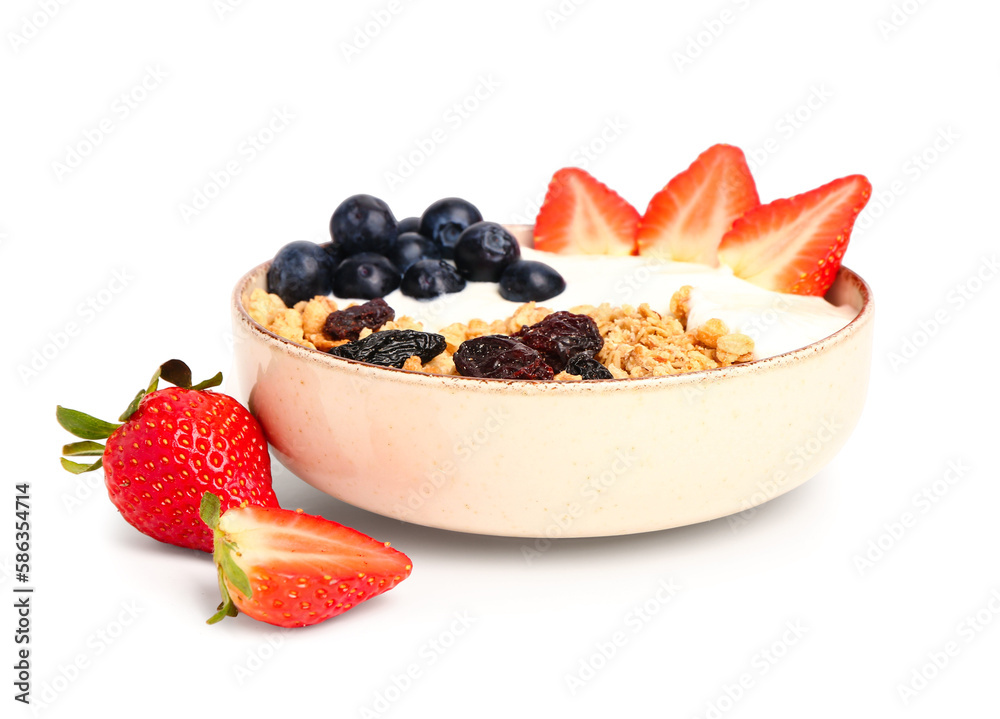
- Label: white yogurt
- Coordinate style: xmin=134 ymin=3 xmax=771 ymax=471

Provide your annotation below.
xmin=343 ymin=249 xmax=857 ymax=360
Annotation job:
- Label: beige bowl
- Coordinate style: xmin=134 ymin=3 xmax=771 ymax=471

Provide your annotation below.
xmin=230 ymin=229 xmax=873 ymax=538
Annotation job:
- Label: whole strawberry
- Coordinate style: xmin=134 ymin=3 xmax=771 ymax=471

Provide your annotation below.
xmin=57 ymin=360 xmax=278 ymax=552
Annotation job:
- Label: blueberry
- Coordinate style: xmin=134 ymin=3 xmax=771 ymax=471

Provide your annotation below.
xmin=333 ymin=253 xmax=401 ymax=299
xmin=386 ymin=232 xmax=442 ymax=272
xmin=396 ymin=216 xmax=421 ymax=235
xmin=400 ymin=259 xmax=466 ymax=299
xmin=330 ymin=194 xmax=397 ymax=256
xmin=266 ymin=241 xmax=335 ymax=306
xmin=319 ymin=241 xmax=343 ymax=267
xmin=453 ymin=222 xmax=521 ymax=282
xmin=498 ymin=260 xmax=566 ymax=302
xmin=419 ymin=198 xmax=483 ymax=258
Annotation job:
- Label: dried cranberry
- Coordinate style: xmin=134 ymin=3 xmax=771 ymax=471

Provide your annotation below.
xmin=565 ymin=354 xmax=613 ymax=380
xmin=323 ymin=298 xmax=395 ymax=341
xmin=454 ymin=335 xmax=554 ymax=380
xmin=512 ymin=311 xmax=603 ymax=373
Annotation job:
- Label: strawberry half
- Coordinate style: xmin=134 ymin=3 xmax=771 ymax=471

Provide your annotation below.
xmin=637 ymin=144 xmax=760 ymax=266
xmin=57 ymin=360 xmax=278 ymax=553
xmin=717 ymin=174 xmax=872 ymax=296
xmin=533 ymin=167 xmax=640 ymax=255
xmin=201 ymin=493 xmax=412 ymax=628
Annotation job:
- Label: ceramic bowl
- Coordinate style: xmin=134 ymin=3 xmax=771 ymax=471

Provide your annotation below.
xmin=230 ymin=227 xmax=873 ymax=538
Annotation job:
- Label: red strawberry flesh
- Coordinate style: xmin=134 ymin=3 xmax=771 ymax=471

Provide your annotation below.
xmin=206 ymin=499 xmax=412 ymax=628
xmin=718 ymin=174 xmax=871 ymax=296
xmin=637 ymin=144 xmax=759 ymax=266
xmin=533 ymin=167 xmax=640 ymax=255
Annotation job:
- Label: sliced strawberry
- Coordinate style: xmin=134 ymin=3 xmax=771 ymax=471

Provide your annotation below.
xmin=533 ymin=167 xmax=640 ymax=255
xmin=637 ymin=144 xmax=759 ymax=266
xmin=202 ymin=494 xmax=411 ymax=628
xmin=717 ymin=174 xmax=872 ymax=296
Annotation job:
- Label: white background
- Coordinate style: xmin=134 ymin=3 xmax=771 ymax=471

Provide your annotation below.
xmin=3 ymin=1 xmax=999 ymax=717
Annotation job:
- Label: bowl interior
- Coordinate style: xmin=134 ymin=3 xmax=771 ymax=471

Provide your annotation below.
xmin=232 ymin=227 xmax=871 ymax=391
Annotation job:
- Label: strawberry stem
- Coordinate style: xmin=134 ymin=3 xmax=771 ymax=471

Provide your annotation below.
xmin=56 ymin=406 xmax=120 ymax=440
xmin=61 ymin=457 xmax=103 ymax=474
xmin=201 ymin=492 xmax=252 ymax=625
xmin=207 ymin=568 xmax=238 ymax=625
xmin=62 ymin=441 xmax=106 ymax=456
xmin=157 ymin=359 xmax=221 ymax=391
xmin=200 ymin=492 xmax=221 ymax=529
xmin=118 ymin=389 xmax=147 ymax=422
xmin=191 ymin=372 xmax=223 ymax=391
xmin=118 ymin=360 xmax=223 ymax=423
xmin=158 ymin=359 xmax=193 ymax=390
xmin=219 ymin=547 xmax=252 ymax=598
xmin=58 ymin=360 xmax=226 ymax=475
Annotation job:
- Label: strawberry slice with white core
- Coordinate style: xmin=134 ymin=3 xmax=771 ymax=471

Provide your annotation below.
xmin=637 ymin=144 xmax=760 ymax=266
xmin=533 ymin=167 xmax=640 ymax=255
xmin=201 ymin=493 xmax=412 ymax=628
xmin=717 ymin=174 xmax=872 ymax=296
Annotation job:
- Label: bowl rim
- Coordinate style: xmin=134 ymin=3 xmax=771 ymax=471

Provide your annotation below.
xmin=232 ymin=242 xmax=873 ymax=393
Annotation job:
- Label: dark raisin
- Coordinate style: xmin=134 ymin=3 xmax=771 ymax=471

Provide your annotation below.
xmin=565 ymin=355 xmax=614 ymax=380
xmin=454 ymin=335 xmax=554 ymax=380
xmin=328 ymin=329 xmax=446 ymax=369
xmin=512 ymin=311 xmax=603 ymax=373
xmin=323 ymin=298 xmax=395 ymax=341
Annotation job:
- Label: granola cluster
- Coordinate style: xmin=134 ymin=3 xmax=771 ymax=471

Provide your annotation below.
xmin=245 ymin=284 xmax=755 ymax=379
xmin=246 ymin=289 xmax=422 ymax=352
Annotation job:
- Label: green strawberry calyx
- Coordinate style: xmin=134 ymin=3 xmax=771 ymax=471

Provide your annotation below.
xmin=201 ymin=492 xmax=253 ymax=625
xmin=55 ymin=359 xmax=223 ymax=474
